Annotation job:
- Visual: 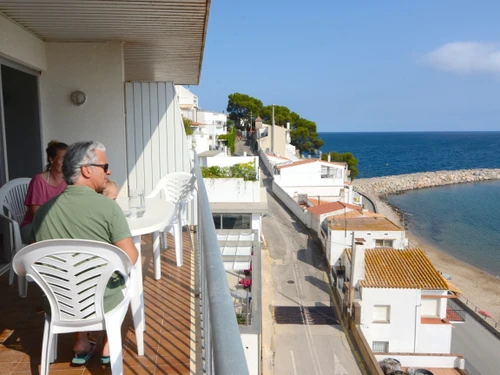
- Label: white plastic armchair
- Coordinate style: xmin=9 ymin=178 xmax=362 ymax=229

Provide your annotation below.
xmin=0 ymin=177 xmax=31 ymax=297
xmin=147 ymin=172 xmax=196 ymax=268
xmin=13 ymin=239 xmax=138 ymax=375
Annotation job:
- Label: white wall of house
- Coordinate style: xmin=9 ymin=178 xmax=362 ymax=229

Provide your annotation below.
xmin=205 ymin=179 xmax=260 ymax=202
xmin=281 ymin=185 xmax=344 ymax=197
xmin=328 ymin=229 xmax=406 ymax=266
xmin=40 ymin=42 xmax=127 ymax=191
xmin=275 ymin=162 xmax=346 ymax=192
xmin=0 ymin=15 xmax=46 ymax=71
xmin=272 ymin=181 xmax=308 ymax=224
xmin=176 ymin=85 xmax=198 ymax=109
xmin=360 ymin=288 xmax=420 ymax=353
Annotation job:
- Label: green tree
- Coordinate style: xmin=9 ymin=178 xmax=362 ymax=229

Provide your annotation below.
xmin=260 ymin=105 xmax=292 ymax=125
xmin=290 ymin=117 xmax=324 ymax=154
xmin=182 ymin=116 xmax=193 ymax=136
xmin=226 ymin=93 xmax=263 ymax=128
xmin=225 ymin=93 xmax=324 ymax=154
xmin=218 ymin=126 xmax=236 ymax=154
xmin=322 ymin=151 xmax=359 ymax=179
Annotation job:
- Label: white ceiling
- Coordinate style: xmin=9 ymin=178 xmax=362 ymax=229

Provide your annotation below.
xmin=0 ymin=0 xmax=210 ymax=84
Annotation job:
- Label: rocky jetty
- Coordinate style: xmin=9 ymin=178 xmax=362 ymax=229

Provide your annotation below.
xmin=353 ymin=168 xmax=500 ymax=197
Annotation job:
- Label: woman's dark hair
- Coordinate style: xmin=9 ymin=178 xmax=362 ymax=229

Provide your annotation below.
xmin=45 ymin=140 xmax=68 ymax=171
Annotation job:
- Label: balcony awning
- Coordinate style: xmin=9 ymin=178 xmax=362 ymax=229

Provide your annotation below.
xmin=0 ymin=0 xmax=210 ymax=84
xmin=217 ymin=230 xmax=258 ymax=270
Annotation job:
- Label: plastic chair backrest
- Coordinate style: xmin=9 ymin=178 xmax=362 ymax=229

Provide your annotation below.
xmin=148 ymin=172 xmax=196 ymax=203
xmin=13 ymin=239 xmax=132 ymax=325
xmin=0 ymin=178 xmax=31 ymax=223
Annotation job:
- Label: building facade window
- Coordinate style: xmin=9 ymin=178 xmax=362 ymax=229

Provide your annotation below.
xmin=375 ymin=239 xmax=394 ymax=248
xmin=372 ymin=341 xmax=389 ymax=352
xmin=212 ymin=213 xmax=252 ymax=230
xmin=373 ymin=305 xmax=391 ymax=323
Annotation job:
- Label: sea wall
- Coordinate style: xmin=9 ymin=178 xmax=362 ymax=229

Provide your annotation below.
xmin=353 ymin=168 xmax=500 ymax=196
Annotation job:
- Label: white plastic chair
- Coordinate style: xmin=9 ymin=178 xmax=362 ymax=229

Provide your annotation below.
xmin=13 ymin=239 xmax=137 ymax=375
xmin=0 ymin=177 xmax=31 ymax=297
xmin=147 ymin=172 xmax=196 ymax=267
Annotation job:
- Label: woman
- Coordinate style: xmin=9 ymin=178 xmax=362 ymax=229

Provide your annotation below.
xmin=20 ymin=140 xmax=68 ymax=243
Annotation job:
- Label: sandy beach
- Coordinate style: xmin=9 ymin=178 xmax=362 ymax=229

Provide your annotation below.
xmin=375 ymin=198 xmax=500 ymax=324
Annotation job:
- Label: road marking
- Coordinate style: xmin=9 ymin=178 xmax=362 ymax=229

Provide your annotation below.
xmin=334 ymin=354 xmax=349 ymax=375
xmin=290 ymin=350 xmax=298 ymax=375
xmin=292 ymin=261 xmax=323 ymax=375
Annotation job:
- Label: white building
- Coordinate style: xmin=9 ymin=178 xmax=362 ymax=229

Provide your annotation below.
xmin=200 ymin=154 xmax=267 ymax=247
xmin=341 ymin=245 xmax=457 ymax=356
xmin=176 ymin=85 xmax=199 ymax=119
xmin=322 ymin=215 xmax=406 ymax=267
xmin=272 ymin=158 xmax=354 ymax=204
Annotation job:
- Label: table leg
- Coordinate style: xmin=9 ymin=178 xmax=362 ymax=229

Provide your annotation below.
xmin=130 ymin=235 xmax=145 ymax=356
xmin=153 ymin=231 xmax=161 ymax=280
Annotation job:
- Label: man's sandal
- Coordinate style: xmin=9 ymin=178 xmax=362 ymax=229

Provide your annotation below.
xmin=71 ymin=342 xmax=96 ymax=366
xmin=100 ymin=356 xmax=111 ymax=365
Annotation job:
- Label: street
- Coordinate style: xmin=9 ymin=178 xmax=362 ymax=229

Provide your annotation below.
xmin=260 ymin=159 xmax=363 ymax=375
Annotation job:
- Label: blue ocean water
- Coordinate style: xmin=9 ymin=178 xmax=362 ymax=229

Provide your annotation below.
xmin=387 ymin=181 xmax=500 ymax=276
xmin=318 ymin=131 xmax=500 ymax=178
xmin=317 ymin=131 xmax=500 ymax=276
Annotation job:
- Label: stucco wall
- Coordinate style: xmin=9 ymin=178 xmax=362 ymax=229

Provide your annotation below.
xmin=330 ymin=230 xmax=406 ymax=267
xmin=277 ymin=162 xmax=345 ymax=188
xmin=272 ymin=181 xmax=307 ymax=225
xmin=361 ymin=288 xmax=420 ymax=353
xmin=0 ymin=15 xmax=46 ymax=71
xmin=417 ymin=323 xmax=452 ymax=353
xmin=204 ymin=178 xmax=260 ymax=202
xmin=40 ymin=42 xmax=127 ymax=189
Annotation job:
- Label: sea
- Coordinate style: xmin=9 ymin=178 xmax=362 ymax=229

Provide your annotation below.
xmin=318 ymin=131 xmax=500 ymax=276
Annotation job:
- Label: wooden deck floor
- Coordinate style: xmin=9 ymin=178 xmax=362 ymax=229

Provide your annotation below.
xmin=0 ymin=232 xmax=195 ymax=375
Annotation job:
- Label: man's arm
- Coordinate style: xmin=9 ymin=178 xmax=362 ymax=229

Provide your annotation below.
xmin=114 ymin=237 xmax=139 ymax=265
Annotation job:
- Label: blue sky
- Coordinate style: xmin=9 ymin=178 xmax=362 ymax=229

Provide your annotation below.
xmin=189 ymin=1 xmax=500 ymax=132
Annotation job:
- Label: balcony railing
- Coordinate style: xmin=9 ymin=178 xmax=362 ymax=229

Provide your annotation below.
xmin=193 ymin=151 xmax=250 ymax=375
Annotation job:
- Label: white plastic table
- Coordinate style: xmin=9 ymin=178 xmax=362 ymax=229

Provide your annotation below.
xmin=116 ymin=197 xmax=175 ymax=355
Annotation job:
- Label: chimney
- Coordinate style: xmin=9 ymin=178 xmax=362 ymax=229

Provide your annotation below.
xmin=351 ymin=237 xmax=366 ymax=287
xmin=327 ymin=154 xmax=331 ymax=162
xmin=286 ymin=122 xmax=290 ymax=130
xmin=349 ymin=236 xmax=366 ymax=314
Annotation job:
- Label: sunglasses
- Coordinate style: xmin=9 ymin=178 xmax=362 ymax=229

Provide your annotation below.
xmin=88 ymin=163 xmax=110 ymax=173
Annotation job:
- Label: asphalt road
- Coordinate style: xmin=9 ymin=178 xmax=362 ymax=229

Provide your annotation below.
xmin=260 ymin=163 xmax=363 ymax=375
xmin=451 ymin=314 xmax=500 ymax=375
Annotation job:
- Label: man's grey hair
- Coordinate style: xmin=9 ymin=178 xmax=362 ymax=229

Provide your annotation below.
xmin=63 ymin=141 xmax=106 ymax=184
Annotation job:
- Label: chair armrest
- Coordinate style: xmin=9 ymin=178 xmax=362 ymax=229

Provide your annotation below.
xmin=0 ymin=213 xmax=24 ymax=249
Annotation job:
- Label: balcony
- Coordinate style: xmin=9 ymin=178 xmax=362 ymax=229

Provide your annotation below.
xmin=0 ymin=160 xmax=250 ymax=375
xmin=0 ymin=232 xmax=194 ymax=374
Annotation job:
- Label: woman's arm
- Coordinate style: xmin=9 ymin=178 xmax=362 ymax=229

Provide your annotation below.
xmin=28 ymin=204 xmax=41 ymax=217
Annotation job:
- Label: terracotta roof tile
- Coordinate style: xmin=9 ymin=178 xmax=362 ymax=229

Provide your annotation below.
xmin=346 ymin=248 xmax=449 ymax=290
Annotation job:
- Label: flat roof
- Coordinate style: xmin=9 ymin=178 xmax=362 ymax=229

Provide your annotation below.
xmin=329 ymin=216 xmax=402 ymax=231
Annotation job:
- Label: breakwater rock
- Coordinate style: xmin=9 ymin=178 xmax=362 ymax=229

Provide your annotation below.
xmin=353 ymin=169 xmax=500 ymax=197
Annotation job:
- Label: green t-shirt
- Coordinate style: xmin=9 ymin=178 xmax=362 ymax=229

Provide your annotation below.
xmin=32 ymin=185 xmax=131 ymax=243
xmin=32 ymin=185 xmax=132 ymax=313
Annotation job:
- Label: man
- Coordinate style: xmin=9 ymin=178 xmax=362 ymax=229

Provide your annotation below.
xmin=32 ymin=140 xmax=138 ymax=366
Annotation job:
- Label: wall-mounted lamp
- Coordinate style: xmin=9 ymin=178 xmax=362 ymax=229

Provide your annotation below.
xmin=70 ymin=90 xmax=86 ymax=106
